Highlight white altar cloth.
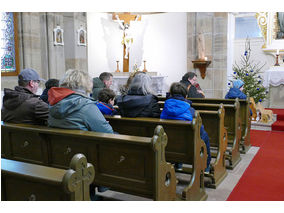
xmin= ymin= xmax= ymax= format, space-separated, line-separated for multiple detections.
xmin=263 ymin=66 xmax=284 ymax=88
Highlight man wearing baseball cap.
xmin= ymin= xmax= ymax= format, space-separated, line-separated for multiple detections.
xmin=2 ymin=68 xmax=49 ymax=125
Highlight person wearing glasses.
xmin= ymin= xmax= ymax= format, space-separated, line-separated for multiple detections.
xmin=1 ymin=68 xmax=49 ymax=125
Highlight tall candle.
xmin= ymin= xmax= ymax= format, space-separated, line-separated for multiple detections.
xmin=276 ymin=49 xmax=279 ymax=55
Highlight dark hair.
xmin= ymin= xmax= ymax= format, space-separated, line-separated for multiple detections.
xmin=99 ymin=72 xmax=113 ymax=82
xmin=18 ymin=75 xmax=30 ymax=87
xmin=169 ymin=82 xmax=188 ymax=98
xmin=45 ymin=79 xmax=59 ymax=89
xmin=182 ymin=72 xmax=197 ymax=81
xmin=98 ymin=88 xmax=116 ymax=103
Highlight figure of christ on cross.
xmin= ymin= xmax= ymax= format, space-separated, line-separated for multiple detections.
xmin=112 ymin=13 xmax=141 ymax=72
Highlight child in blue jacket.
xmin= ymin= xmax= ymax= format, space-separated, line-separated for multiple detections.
xmin=96 ymin=88 xmax=118 ymax=116
xmin=225 ymin=79 xmax=252 ymax=115
xmin=225 ymin=79 xmax=247 ymax=99
xmin=161 ymin=82 xmax=211 ymax=173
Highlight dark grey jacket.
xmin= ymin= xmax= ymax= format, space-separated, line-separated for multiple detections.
xmin=1 ymin=86 xmax=49 ymax=125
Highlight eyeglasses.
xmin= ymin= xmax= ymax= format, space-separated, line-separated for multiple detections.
xmin=33 ymin=80 xmax=40 ymax=84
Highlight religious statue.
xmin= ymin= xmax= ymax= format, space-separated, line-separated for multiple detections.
xmin=277 ymin=12 xmax=284 ymax=39
xmin=116 ymin=14 xmax=139 ymax=59
xmin=197 ymin=33 xmax=205 ymax=60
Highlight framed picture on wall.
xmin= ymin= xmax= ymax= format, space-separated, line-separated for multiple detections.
xmin=53 ymin=26 xmax=64 ymax=46
xmin=77 ymin=27 xmax=86 ymax=46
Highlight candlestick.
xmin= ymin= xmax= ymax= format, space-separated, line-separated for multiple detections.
xmin=115 ymin=61 xmax=120 ymax=72
xmin=142 ymin=60 xmax=147 ymax=72
xmin=274 ymin=54 xmax=280 ymax=66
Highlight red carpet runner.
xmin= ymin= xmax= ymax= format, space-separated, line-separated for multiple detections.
xmin=267 ymin=108 xmax=284 ymax=131
xmin=227 ymin=130 xmax=284 ymax=201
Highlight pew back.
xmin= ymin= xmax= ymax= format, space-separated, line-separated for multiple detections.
xmin=1 ymin=123 xmax=176 ymax=200
xmin=1 ymin=154 xmax=95 ymax=201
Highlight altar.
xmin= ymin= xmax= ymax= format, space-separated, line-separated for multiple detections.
xmin=110 ymin=72 xmax=167 ymax=96
xmin=263 ymin=66 xmax=284 ymax=108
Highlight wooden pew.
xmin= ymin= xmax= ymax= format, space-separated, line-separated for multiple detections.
xmin=1 ymin=153 xmax=95 ymax=201
xmin=105 ymin=112 xmax=208 ymax=200
xmin=188 ymin=97 xmax=251 ymax=154
xmin=190 ymin=102 xmax=242 ymax=169
xmin=1 ymin=123 xmax=176 ymax=201
xmin=157 ymin=102 xmax=228 ymax=187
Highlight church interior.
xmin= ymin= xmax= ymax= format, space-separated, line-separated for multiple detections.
xmin=1 ymin=6 xmax=284 ymax=208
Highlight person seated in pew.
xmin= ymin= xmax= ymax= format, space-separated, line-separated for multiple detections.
xmin=47 ymin=69 xmax=113 ymax=201
xmin=160 ymin=82 xmax=211 ymax=173
xmin=180 ymin=72 xmax=205 ymax=98
xmin=116 ymin=72 xmax=161 ymax=118
xmin=225 ymin=79 xmax=252 ymax=115
xmin=40 ymin=78 xmax=59 ymax=104
xmin=48 ymin=69 xmax=114 ymax=133
xmin=225 ymin=79 xmax=247 ymax=100
xmin=119 ymin=71 xmax=144 ymax=95
xmin=96 ymin=88 xmax=118 ymax=115
xmin=2 ymin=68 xmax=48 ymax=125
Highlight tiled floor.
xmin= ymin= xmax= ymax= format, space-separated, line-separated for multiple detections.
xmin=96 ymin=146 xmax=259 ymax=201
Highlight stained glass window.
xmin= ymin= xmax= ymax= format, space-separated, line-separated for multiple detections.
xmin=1 ymin=12 xmax=19 ymax=76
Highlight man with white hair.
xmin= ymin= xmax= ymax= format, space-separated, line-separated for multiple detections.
xmin=1 ymin=68 xmax=49 ymax=125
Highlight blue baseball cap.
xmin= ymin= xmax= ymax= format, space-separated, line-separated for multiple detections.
xmin=19 ymin=68 xmax=45 ymax=81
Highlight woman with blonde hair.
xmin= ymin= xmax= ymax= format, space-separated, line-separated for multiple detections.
xmin=48 ymin=69 xmax=113 ymax=133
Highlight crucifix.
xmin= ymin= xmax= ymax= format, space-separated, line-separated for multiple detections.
xmin=112 ymin=12 xmax=141 ymax=72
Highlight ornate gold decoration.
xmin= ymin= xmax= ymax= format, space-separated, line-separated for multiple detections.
xmin=255 ymin=12 xmax=268 ymax=48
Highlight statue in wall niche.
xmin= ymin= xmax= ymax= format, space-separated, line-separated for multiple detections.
xmin=277 ymin=12 xmax=284 ymax=39
xmin=197 ymin=33 xmax=205 ymax=60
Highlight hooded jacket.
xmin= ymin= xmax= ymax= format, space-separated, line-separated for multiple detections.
xmin=1 ymin=86 xmax=49 ymax=125
xmin=48 ymin=87 xmax=113 ymax=133
xmin=180 ymin=75 xmax=204 ymax=98
xmin=96 ymin=101 xmax=117 ymax=116
xmin=225 ymin=87 xmax=247 ymax=99
xmin=92 ymin=77 xmax=105 ymax=100
xmin=116 ymin=87 xmax=160 ymax=118
xmin=160 ymin=95 xmax=193 ymax=121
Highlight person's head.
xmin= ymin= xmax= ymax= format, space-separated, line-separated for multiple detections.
xmin=99 ymin=72 xmax=113 ymax=88
xmin=18 ymin=68 xmax=44 ymax=94
xmin=129 ymin=72 xmax=154 ymax=95
xmin=60 ymin=69 xmax=93 ymax=95
xmin=45 ymin=79 xmax=59 ymax=90
xmin=182 ymin=72 xmax=198 ymax=85
xmin=233 ymin=80 xmax=244 ymax=91
xmin=98 ymin=88 xmax=116 ymax=106
xmin=169 ymin=82 xmax=188 ymax=98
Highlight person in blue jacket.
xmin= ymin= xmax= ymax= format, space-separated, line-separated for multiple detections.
xmin=96 ymin=88 xmax=118 ymax=115
xmin=225 ymin=79 xmax=252 ymax=115
xmin=225 ymin=79 xmax=247 ymax=99
xmin=160 ymin=82 xmax=211 ymax=173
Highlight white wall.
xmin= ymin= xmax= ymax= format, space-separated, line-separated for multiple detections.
xmin=87 ymin=12 xmax=187 ymax=93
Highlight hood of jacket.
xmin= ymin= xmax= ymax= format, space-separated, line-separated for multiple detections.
xmin=163 ymin=98 xmax=191 ymax=117
xmin=93 ymin=77 xmax=105 ymax=89
xmin=48 ymin=87 xmax=93 ymax=119
xmin=3 ymin=86 xmax=37 ymax=110
xmin=225 ymin=87 xmax=247 ymax=99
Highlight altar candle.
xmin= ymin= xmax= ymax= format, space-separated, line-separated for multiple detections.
xmin=276 ymin=49 xmax=279 ymax=55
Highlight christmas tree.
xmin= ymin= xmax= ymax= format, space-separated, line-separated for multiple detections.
xmin=229 ymin=38 xmax=268 ymax=103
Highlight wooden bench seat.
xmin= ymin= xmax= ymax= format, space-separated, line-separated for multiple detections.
xmin=188 ymin=97 xmax=251 ymax=154
xmin=1 ymin=153 xmax=94 ymax=201
xmin=105 ymin=112 xmax=208 ymax=200
xmin=1 ymin=123 xmax=176 ymax=201
xmin=157 ymin=101 xmax=228 ymax=187
xmin=190 ymin=102 xmax=242 ymax=169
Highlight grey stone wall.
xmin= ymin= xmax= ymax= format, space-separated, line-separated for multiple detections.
xmin=1 ymin=12 xmax=88 ymax=91
xmin=187 ymin=12 xmax=228 ymax=98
